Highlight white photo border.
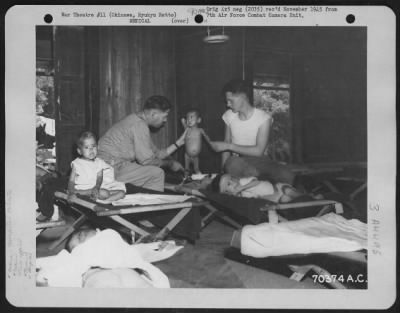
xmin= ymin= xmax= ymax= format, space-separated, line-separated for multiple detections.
xmin=5 ymin=5 xmax=397 ymax=309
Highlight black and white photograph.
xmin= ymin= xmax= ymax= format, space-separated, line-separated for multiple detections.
xmin=5 ymin=5 xmax=396 ymax=309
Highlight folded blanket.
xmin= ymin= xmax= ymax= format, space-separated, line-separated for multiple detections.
xmin=240 ymin=213 xmax=367 ymax=258
xmin=97 ymin=193 xmax=193 ymax=206
xmin=36 ymin=229 xmax=183 ymax=287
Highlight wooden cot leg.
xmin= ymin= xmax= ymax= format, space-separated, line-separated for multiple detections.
xmin=201 ymin=204 xmax=218 ymax=228
xmin=268 ymin=210 xmax=279 ymax=224
xmin=349 ymin=182 xmax=367 ymax=201
xmin=217 ymin=213 xmax=242 ymax=229
xmin=288 ymin=264 xmax=312 ymax=282
xmin=323 ymin=180 xmax=340 ymax=193
xmin=48 ymin=214 xmax=88 ymax=250
xmin=203 ymin=203 xmax=242 ymax=229
xmin=316 ymin=205 xmax=332 ymax=217
xmin=109 ymin=216 xmax=150 ymax=237
xmin=333 ymin=202 xmax=344 ymax=214
xmin=155 ymin=207 xmax=192 ymax=240
xmin=135 ymin=207 xmax=192 ymax=243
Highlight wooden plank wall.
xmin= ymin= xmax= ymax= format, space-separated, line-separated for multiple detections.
xmin=54 ymin=27 xmax=87 ymax=175
xmin=87 ymin=26 xmax=365 ymax=171
xmin=176 ymin=27 xmax=367 ymax=169
xmin=176 ymin=27 xmax=244 ymax=173
xmin=244 ymin=27 xmax=367 ymax=164
xmin=97 ymin=26 xmax=178 ymax=151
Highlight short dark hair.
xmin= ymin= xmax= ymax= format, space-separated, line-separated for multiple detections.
xmin=210 ymin=173 xmax=223 ymax=193
xmin=186 ymin=108 xmax=201 ymax=118
xmin=222 ymin=79 xmax=253 ymax=102
xmin=77 ymin=131 xmax=97 ymax=148
xmin=143 ymin=95 xmax=172 ymax=112
xmin=66 ymin=227 xmax=96 ymax=252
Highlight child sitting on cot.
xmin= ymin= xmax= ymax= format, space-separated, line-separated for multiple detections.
xmin=67 ymin=131 xmax=126 ymax=203
xmin=181 ymin=108 xmax=212 ymax=174
xmin=211 ymin=173 xmax=320 ymax=203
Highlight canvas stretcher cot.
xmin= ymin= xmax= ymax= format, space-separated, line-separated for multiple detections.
xmin=165 ymin=182 xmax=243 ymax=229
xmin=225 ymin=212 xmax=368 ymax=289
xmin=166 ymin=180 xmax=366 ymax=289
xmin=36 ymin=203 xmax=66 ymax=237
xmin=291 ymin=162 xmax=367 ymax=203
xmin=165 ymin=181 xmax=344 ymax=226
xmin=225 ymin=247 xmax=367 ymax=289
xmin=36 ymin=219 xmax=66 ymax=237
xmin=49 ymin=191 xmax=206 ymax=250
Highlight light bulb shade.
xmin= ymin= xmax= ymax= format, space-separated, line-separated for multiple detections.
xmin=203 ymin=34 xmax=230 ymax=44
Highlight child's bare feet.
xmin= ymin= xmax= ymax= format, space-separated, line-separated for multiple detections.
xmin=279 ymin=194 xmax=293 ymax=203
xmin=279 ymin=185 xmax=303 ymax=203
xmin=97 ymin=189 xmax=110 ymax=200
xmin=312 ymin=193 xmax=325 ymax=200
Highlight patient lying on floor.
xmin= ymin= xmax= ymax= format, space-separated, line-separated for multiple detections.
xmin=37 ymin=228 xmax=183 ymax=288
xmin=65 ymin=228 xmax=167 ymax=288
xmin=71 ymin=230 xmax=154 ymax=288
xmin=211 ymin=174 xmax=320 ymax=203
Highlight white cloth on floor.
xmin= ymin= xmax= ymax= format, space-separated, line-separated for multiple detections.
xmin=36 ymin=229 xmax=183 ymax=287
xmin=97 ymin=193 xmax=193 ymax=206
xmin=134 ymin=241 xmax=184 ymax=263
xmin=240 ymin=213 xmax=367 ymax=258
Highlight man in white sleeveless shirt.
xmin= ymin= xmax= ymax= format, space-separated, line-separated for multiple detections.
xmin=210 ymin=79 xmax=295 ymax=185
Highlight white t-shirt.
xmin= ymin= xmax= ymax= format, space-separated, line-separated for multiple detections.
xmin=71 ymin=157 xmax=126 ymax=191
xmin=222 ymin=108 xmax=272 ymax=146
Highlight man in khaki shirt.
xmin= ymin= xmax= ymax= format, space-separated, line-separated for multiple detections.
xmin=98 ymin=95 xmax=186 ymax=191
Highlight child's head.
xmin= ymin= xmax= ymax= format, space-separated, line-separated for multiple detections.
xmin=77 ymin=131 xmax=98 ymax=160
xmin=211 ymin=173 xmax=239 ymax=195
xmin=185 ymin=109 xmax=201 ymax=128
xmin=66 ymin=228 xmax=97 ymax=252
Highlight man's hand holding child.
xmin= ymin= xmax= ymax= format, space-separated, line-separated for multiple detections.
xmin=176 ymin=128 xmax=188 ymax=147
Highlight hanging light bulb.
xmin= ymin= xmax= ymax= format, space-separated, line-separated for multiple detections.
xmin=203 ymin=26 xmax=230 ymax=44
